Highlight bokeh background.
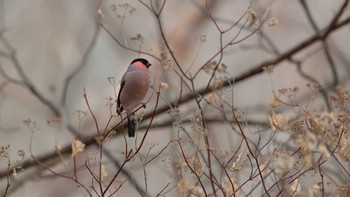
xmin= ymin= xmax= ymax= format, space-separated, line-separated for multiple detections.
xmin=0 ymin=0 xmax=349 ymax=196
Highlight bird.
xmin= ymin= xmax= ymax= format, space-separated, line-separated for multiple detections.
xmin=117 ymin=58 xmax=152 ymax=137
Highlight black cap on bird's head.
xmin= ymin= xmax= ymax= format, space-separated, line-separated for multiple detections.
xmin=131 ymin=58 xmax=152 ymax=68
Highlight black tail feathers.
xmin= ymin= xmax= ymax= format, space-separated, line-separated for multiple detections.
xmin=127 ymin=115 xmax=135 ymax=137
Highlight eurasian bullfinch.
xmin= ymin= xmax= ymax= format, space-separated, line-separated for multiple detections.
xmin=117 ymin=58 xmax=151 ymax=137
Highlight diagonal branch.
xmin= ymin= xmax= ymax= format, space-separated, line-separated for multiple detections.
xmin=150 ymin=16 xmax=350 ymax=120
xmin=1 ymin=36 xmax=60 ymax=116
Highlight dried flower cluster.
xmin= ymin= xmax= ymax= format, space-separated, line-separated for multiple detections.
xmin=71 ymin=139 xmax=85 ymax=157
xmin=0 ymin=144 xmax=25 ymax=178
xmin=105 ymin=96 xmax=114 ymax=109
xmin=263 ymin=64 xmax=274 ymax=74
xmin=130 ymin=33 xmax=144 ymax=42
xmin=231 ymin=152 xmax=247 ymax=171
xmin=263 ymin=84 xmax=350 ymax=195
xmin=202 ymin=61 xmax=227 ymax=75
xmin=168 ymin=108 xmax=183 ymax=129
xmin=269 ymin=111 xmax=290 ymax=132
xmin=23 ymin=119 xmax=39 ymax=132
xmin=73 ymin=110 xmax=88 ymax=121
xmin=268 ymin=16 xmax=279 ymax=27
xmin=178 ymin=179 xmax=204 ymax=197
xmin=247 ymin=8 xmax=257 ymax=28
xmin=111 ymin=3 xmax=136 ymax=20
xmin=47 ymin=117 xmax=62 ymax=128
xmin=0 ymin=145 xmax=10 ymax=159
xmin=196 ymin=35 xmax=207 ymax=44
xmin=190 ymin=110 xmax=207 ymax=136
xmin=159 ymin=81 xmax=169 ymax=91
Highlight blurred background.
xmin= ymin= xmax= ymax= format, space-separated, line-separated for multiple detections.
xmin=0 ymin=0 xmax=349 ymax=196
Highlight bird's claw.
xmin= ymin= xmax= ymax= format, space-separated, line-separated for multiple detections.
xmin=117 ymin=108 xmax=122 ymax=116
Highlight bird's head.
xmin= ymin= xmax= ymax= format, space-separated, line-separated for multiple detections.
xmin=131 ymin=58 xmax=152 ymax=69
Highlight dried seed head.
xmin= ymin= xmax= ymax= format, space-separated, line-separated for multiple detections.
xmin=71 ymin=139 xmax=85 ymax=157
xmin=268 ymin=16 xmax=279 ymax=27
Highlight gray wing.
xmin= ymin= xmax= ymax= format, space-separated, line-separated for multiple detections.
xmin=117 ymin=80 xmax=125 ymax=112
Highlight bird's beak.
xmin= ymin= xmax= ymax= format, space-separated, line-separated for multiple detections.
xmin=147 ymin=62 xmax=152 ymax=68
